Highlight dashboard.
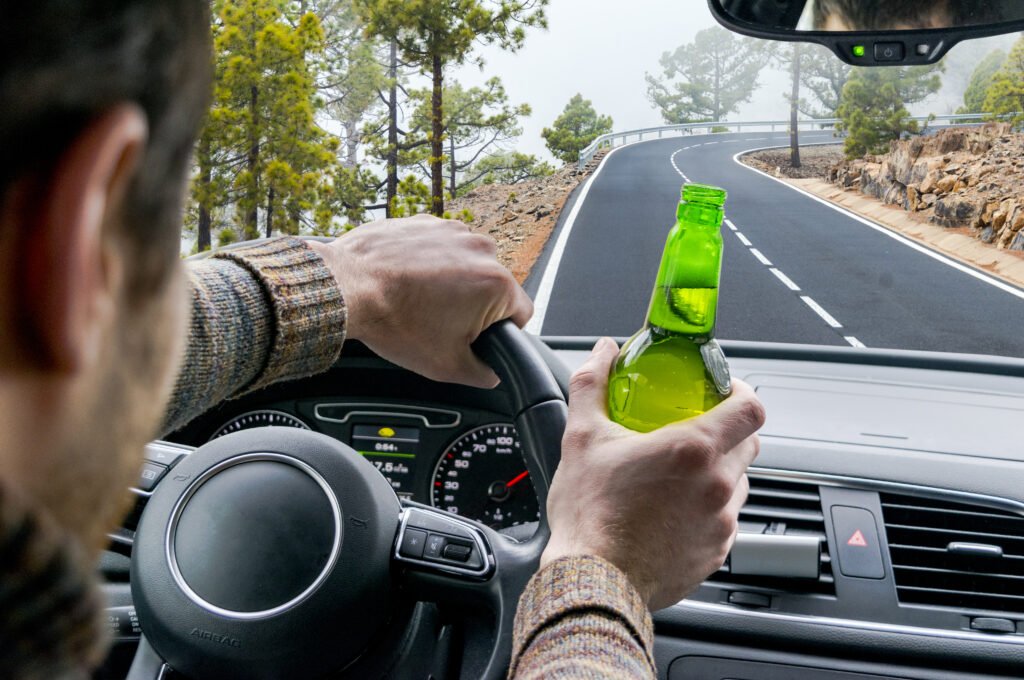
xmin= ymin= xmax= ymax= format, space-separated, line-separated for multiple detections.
xmin=167 ymin=355 xmax=540 ymax=532
xmin=100 ymin=338 xmax=1024 ymax=680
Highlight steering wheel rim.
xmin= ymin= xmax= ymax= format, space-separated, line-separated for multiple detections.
xmin=127 ymin=319 xmax=566 ymax=680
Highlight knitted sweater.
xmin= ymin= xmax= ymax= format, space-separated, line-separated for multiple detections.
xmin=0 ymin=238 xmax=655 ymax=679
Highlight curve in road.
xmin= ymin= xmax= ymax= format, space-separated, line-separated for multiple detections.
xmin=528 ymin=131 xmax=1024 ymax=359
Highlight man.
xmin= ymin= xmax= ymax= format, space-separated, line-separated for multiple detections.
xmin=0 ymin=3 xmax=764 ymax=678
xmin=810 ymin=0 xmax=1004 ymax=31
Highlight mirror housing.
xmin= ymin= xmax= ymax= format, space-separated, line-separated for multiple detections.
xmin=708 ymin=0 xmax=1024 ymax=65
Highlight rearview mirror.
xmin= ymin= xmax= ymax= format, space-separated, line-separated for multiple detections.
xmin=708 ymin=0 xmax=1024 ymax=65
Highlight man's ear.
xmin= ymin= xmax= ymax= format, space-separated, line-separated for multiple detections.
xmin=15 ymin=104 xmax=148 ymax=373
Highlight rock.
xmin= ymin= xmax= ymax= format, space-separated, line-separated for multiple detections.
xmin=535 ymin=204 xmax=554 ymax=218
xmin=953 ymin=179 xmax=967 ymax=192
xmin=992 ymin=210 xmax=1007 ymax=231
xmin=907 ymin=185 xmax=921 ymax=211
xmin=935 ymin=176 xmax=957 ymax=194
xmin=1011 ymin=211 xmax=1024 ymax=232
xmin=1010 ymin=231 xmax=1024 ymax=251
xmin=980 ymin=226 xmax=997 ymax=243
xmin=922 ymin=193 xmax=937 ymax=206
xmin=919 ymin=170 xmax=940 ymax=194
xmin=932 ymin=196 xmax=983 ymax=228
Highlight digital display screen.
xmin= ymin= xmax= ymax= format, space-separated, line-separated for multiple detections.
xmin=351 ymin=424 xmax=420 ymax=500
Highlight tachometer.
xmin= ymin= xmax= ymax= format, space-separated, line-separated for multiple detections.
xmin=431 ymin=424 xmax=539 ymax=530
xmin=210 ymin=410 xmax=309 ymax=441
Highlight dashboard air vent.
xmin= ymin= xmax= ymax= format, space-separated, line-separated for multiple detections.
xmin=710 ymin=477 xmax=834 ymax=596
xmin=881 ymin=493 xmax=1024 ymax=615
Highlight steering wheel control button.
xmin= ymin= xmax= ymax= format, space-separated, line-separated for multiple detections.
xmin=727 ymin=591 xmax=771 ymax=609
xmin=874 ymin=42 xmax=905 ymax=62
xmin=424 ymin=533 xmax=446 ymax=559
xmin=400 ymin=528 xmax=427 ymax=558
xmin=442 ymin=543 xmax=472 ymax=562
xmin=143 ymin=441 xmax=189 ymax=468
xmin=171 ymin=459 xmax=339 ymax=614
xmin=831 ymin=506 xmax=885 ymax=579
xmin=136 ymin=462 xmax=168 ymax=492
xmin=970 ymin=617 xmax=1017 ymax=634
xmin=395 ymin=508 xmax=493 ymax=577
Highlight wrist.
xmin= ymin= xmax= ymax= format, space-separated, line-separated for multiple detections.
xmin=307 ymin=239 xmax=365 ymax=341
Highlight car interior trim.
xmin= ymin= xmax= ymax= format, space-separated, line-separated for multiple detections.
xmin=314 ymin=402 xmax=462 ymax=428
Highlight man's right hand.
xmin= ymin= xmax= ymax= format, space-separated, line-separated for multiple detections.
xmin=309 ymin=215 xmax=533 ymax=389
xmin=542 ymin=337 xmax=766 ymax=611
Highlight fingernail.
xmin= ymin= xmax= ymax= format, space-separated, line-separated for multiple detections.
xmin=595 ymin=337 xmax=614 ymax=352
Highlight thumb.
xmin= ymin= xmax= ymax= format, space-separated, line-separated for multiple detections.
xmin=567 ymin=337 xmax=620 ymax=421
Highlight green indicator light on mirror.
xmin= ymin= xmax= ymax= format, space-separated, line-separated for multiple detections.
xmin=852 ymin=45 xmax=866 ymax=57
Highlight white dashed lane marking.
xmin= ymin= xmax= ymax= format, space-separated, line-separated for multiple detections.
xmin=669 ymin=142 xmax=865 ymax=349
xmin=770 ymin=268 xmax=801 ymax=291
xmin=801 ymin=296 xmax=843 ymax=328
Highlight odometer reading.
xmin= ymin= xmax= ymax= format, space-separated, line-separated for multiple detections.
xmin=431 ymin=424 xmax=539 ymax=530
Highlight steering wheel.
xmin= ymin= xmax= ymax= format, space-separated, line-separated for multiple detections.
xmin=126 ymin=320 xmax=566 ymax=679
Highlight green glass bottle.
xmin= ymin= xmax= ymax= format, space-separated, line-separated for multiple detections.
xmin=608 ymin=183 xmax=732 ymax=432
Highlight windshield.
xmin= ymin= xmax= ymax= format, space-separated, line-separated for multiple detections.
xmin=183 ymin=1 xmax=1024 ymax=359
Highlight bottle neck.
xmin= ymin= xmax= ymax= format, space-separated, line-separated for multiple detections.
xmin=645 ymin=207 xmax=724 ymax=339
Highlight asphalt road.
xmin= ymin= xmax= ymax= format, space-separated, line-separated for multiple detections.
xmin=527 ymin=131 xmax=1024 ymax=357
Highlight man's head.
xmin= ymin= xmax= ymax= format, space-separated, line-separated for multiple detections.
xmin=0 ymin=2 xmax=211 ymax=554
xmin=813 ymin=0 xmax=1002 ymax=31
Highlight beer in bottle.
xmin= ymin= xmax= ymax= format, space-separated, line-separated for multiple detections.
xmin=608 ymin=183 xmax=732 ymax=432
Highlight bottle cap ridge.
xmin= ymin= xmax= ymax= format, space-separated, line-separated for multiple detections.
xmin=681 ymin=183 xmax=727 ymax=208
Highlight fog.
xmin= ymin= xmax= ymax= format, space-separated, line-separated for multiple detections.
xmin=453 ymin=0 xmax=1017 ymax=161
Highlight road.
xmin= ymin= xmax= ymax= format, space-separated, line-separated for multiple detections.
xmin=526 ymin=131 xmax=1024 ymax=358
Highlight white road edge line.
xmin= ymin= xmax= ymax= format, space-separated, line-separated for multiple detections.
xmin=750 ymin=248 xmax=773 ymax=266
xmin=526 ymin=143 xmax=629 ymax=334
xmin=844 ymin=336 xmax=867 ymax=348
xmin=770 ymin=268 xmax=801 ymax=291
xmin=801 ymin=296 xmax=843 ymax=328
xmin=735 ymin=232 xmax=752 ymax=246
xmin=724 ymin=218 xmax=738 ymax=231
xmin=732 ymin=146 xmax=1024 ymax=303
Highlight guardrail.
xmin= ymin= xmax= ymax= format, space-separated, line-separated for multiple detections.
xmin=577 ymin=113 xmax=992 ymax=169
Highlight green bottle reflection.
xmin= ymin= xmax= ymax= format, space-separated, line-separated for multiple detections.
xmin=608 ymin=183 xmax=733 ymax=432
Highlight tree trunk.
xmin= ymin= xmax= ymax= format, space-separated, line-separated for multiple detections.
xmin=265 ymin=186 xmax=275 ymax=239
xmin=790 ymin=43 xmax=802 ymax=168
xmin=343 ymin=119 xmax=359 ymax=169
xmin=385 ymin=39 xmax=399 ymax=217
xmin=449 ymin=135 xmax=457 ymax=198
xmin=196 ymin=134 xmax=212 ymax=253
xmin=246 ymin=84 xmax=261 ymax=240
xmin=430 ymin=52 xmax=445 ymax=217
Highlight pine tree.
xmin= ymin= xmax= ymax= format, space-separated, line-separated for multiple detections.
xmin=353 ymin=0 xmax=548 ymax=216
xmin=959 ymin=49 xmax=1005 ymax=114
xmin=645 ymin=26 xmax=766 ymax=124
xmin=983 ymin=38 xmax=1024 ymax=125
xmin=542 ymin=94 xmax=613 ymax=164
xmin=837 ymin=66 xmax=942 ymax=158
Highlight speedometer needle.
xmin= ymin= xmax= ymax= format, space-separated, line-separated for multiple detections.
xmin=506 ymin=471 xmax=529 ymax=488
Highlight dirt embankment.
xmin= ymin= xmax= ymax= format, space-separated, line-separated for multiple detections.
xmin=740 ymin=125 xmax=1024 ymax=287
xmin=451 ymin=154 xmax=603 ymax=284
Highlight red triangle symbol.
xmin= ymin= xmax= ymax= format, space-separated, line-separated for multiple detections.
xmin=847 ymin=530 xmax=868 ymax=547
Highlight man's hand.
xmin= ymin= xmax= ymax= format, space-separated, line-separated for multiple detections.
xmin=542 ymin=338 xmax=765 ymax=611
xmin=309 ymin=215 xmax=533 ymax=388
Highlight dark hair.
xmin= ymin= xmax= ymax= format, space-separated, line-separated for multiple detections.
xmin=0 ymin=2 xmax=212 ymax=294
xmin=813 ymin=0 xmax=1005 ymax=30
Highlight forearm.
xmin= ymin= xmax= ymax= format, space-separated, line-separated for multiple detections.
xmin=161 ymin=238 xmax=346 ymax=435
xmin=509 ymin=555 xmax=656 ymax=680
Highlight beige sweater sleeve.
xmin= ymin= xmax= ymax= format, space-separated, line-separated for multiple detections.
xmin=510 ymin=555 xmax=657 ymax=679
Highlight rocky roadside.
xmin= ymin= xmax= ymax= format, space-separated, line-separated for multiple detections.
xmin=449 ymin=153 xmax=603 ymax=284
xmin=828 ymin=123 xmax=1024 ymax=253
xmin=743 ymin=144 xmax=846 ymax=180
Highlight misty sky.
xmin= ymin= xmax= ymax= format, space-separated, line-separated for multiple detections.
xmin=451 ymin=0 xmax=1016 ymax=162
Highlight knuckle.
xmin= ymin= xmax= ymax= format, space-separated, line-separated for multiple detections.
xmin=674 ymin=430 xmax=718 ymax=468
xmin=742 ymin=396 xmax=767 ymax=431
xmin=569 ymin=367 xmax=600 ymax=396
xmin=561 ymin=423 xmax=592 ymax=454
xmin=469 ymin=232 xmax=498 ymax=253
xmin=704 ymin=472 xmax=736 ymax=508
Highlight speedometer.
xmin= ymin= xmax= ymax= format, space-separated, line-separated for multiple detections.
xmin=431 ymin=424 xmax=539 ymax=530
xmin=210 ymin=410 xmax=309 ymax=441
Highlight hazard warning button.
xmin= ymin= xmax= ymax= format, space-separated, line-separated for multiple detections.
xmin=832 ymin=506 xmax=885 ymax=579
